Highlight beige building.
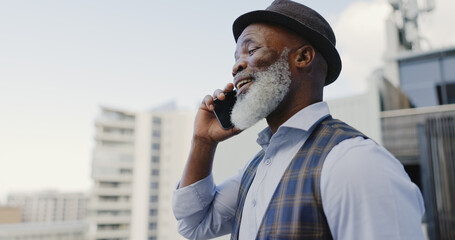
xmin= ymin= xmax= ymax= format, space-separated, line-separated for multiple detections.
xmin=0 ymin=206 xmax=21 ymax=224
xmin=88 ymin=104 xmax=194 ymax=240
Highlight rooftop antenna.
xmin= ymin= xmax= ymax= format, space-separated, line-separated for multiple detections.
xmin=383 ymin=0 xmax=435 ymax=87
xmin=387 ymin=0 xmax=435 ymax=51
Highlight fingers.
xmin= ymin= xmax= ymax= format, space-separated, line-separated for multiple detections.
xmin=203 ymin=95 xmax=215 ymax=111
xmin=213 ymin=89 xmax=225 ymax=100
xmin=202 ymin=83 xmax=236 ymax=111
xmin=213 ymin=83 xmax=235 ymax=100
xmin=224 ymin=83 xmax=234 ymax=92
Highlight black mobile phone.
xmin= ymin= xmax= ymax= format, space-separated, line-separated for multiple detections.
xmin=213 ymin=90 xmax=237 ymax=130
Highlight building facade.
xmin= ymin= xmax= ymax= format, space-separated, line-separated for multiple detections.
xmin=7 ymin=191 xmax=88 ymax=223
xmin=396 ymin=47 xmax=455 ymax=107
xmin=88 ymin=105 xmax=194 ymax=240
xmin=0 ymin=221 xmax=88 ymax=240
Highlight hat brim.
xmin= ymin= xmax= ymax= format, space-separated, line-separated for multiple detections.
xmin=233 ymin=10 xmax=341 ymax=86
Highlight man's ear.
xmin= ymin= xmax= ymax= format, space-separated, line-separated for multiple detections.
xmin=294 ymin=45 xmax=315 ymax=69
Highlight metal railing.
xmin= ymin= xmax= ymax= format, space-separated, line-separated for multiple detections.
xmin=419 ymin=116 xmax=455 ymax=240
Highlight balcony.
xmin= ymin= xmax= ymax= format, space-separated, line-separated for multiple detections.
xmin=89 ymin=202 xmax=131 ymax=211
xmin=92 ymin=175 xmax=133 ymax=183
xmin=93 ymin=146 xmax=134 ymax=156
xmin=95 ymin=132 xmax=135 ymax=143
xmin=94 ymin=187 xmax=131 ymax=197
xmin=94 ymin=215 xmax=131 ymax=224
xmin=381 ymin=104 xmax=455 ymax=164
xmin=95 ymin=229 xmax=129 ymax=239
xmin=95 ymin=117 xmax=135 ymax=129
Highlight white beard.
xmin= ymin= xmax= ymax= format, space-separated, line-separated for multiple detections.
xmin=231 ymin=50 xmax=292 ymax=130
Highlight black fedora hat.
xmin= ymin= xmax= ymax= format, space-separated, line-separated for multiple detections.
xmin=233 ymin=0 xmax=342 ymax=86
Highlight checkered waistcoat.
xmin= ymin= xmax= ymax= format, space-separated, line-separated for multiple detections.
xmin=231 ymin=116 xmax=367 ymax=240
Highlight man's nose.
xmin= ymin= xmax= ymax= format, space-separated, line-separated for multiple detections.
xmin=232 ymin=58 xmax=247 ymax=77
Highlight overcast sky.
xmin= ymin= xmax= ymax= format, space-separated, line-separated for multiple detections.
xmin=1 ymin=0 xmax=454 ymax=201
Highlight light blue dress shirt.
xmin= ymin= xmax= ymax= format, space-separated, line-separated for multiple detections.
xmin=172 ymin=102 xmax=425 ymax=240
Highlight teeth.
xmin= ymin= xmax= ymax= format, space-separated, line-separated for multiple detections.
xmin=236 ymin=79 xmax=252 ymax=89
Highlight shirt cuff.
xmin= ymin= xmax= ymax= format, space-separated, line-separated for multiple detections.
xmin=172 ymin=174 xmax=216 ymax=219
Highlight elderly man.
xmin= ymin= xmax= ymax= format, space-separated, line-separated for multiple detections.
xmin=172 ymin=0 xmax=425 ymax=239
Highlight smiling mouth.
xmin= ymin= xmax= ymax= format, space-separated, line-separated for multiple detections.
xmin=236 ymin=79 xmax=253 ymax=90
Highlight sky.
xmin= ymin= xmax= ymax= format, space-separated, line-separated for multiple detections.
xmin=1 ymin=0 xmax=454 ymax=202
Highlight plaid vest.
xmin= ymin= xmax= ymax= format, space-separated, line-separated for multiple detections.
xmin=231 ymin=116 xmax=367 ymax=240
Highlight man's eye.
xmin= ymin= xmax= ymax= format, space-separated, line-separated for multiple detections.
xmin=248 ymin=48 xmax=258 ymax=56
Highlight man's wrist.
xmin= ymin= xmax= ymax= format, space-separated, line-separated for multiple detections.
xmin=192 ymin=135 xmax=218 ymax=150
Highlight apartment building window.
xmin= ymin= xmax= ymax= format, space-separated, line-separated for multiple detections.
xmin=99 ymin=196 xmax=118 ymax=202
xmin=151 ymin=156 xmax=160 ymax=163
xmin=97 ymin=210 xmax=130 ymax=216
xmin=99 ymin=182 xmax=119 ymax=188
xmin=99 ymin=181 xmax=131 ymax=189
xmin=151 ymin=169 xmax=159 ymax=176
xmin=152 ymin=117 xmax=161 ymax=125
xmin=150 ymin=195 xmax=158 ymax=203
xmin=437 ymin=82 xmax=455 ymax=104
xmin=152 ymin=129 xmax=161 ymax=137
xmin=149 ymin=209 xmax=158 ymax=216
xmin=120 ymin=168 xmax=133 ymax=175
xmin=97 ymin=224 xmax=120 ymax=230
xmin=149 ymin=222 xmax=157 ymax=230
xmin=152 ymin=143 xmax=160 ymax=150
xmin=150 ymin=182 xmax=159 ymax=189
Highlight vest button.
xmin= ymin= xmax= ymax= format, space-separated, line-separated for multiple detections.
xmin=264 ymin=158 xmax=272 ymax=165
xmin=252 ymin=199 xmax=256 ymax=206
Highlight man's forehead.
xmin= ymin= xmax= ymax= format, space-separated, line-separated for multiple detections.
xmin=237 ymin=23 xmax=301 ymax=46
xmin=234 ymin=23 xmax=302 ymax=58
xmin=234 ymin=29 xmax=259 ymax=59
xmin=236 ymin=35 xmax=256 ymax=49
xmin=238 ymin=23 xmax=274 ymax=39
xmin=234 ymin=24 xmax=274 ymax=52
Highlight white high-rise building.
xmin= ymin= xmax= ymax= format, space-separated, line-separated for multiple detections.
xmin=88 ymin=104 xmax=194 ymax=240
xmin=7 ymin=191 xmax=88 ymax=223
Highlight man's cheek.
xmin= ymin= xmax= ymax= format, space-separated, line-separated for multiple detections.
xmin=253 ymin=51 xmax=279 ymax=69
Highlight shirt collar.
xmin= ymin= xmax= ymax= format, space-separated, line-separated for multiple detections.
xmin=256 ymin=101 xmax=330 ymax=148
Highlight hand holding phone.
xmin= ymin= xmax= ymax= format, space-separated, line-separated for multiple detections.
xmin=213 ymin=90 xmax=237 ymax=130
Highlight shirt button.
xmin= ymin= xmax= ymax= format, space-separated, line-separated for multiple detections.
xmin=264 ymin=158 xmax=272 ymax=165
xmin=252 ymin=199 xmax=256 ymax=207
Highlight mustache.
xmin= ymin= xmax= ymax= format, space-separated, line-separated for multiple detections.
xmin=233 ymin=71 xmax=256 ymax=83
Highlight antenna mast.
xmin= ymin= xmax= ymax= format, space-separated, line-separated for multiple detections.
xmin=387 ymin=0 xmax=435 ymax=51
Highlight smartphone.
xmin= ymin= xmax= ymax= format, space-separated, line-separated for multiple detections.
xmin=213 ymin=90 xmax=237 ymax=130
